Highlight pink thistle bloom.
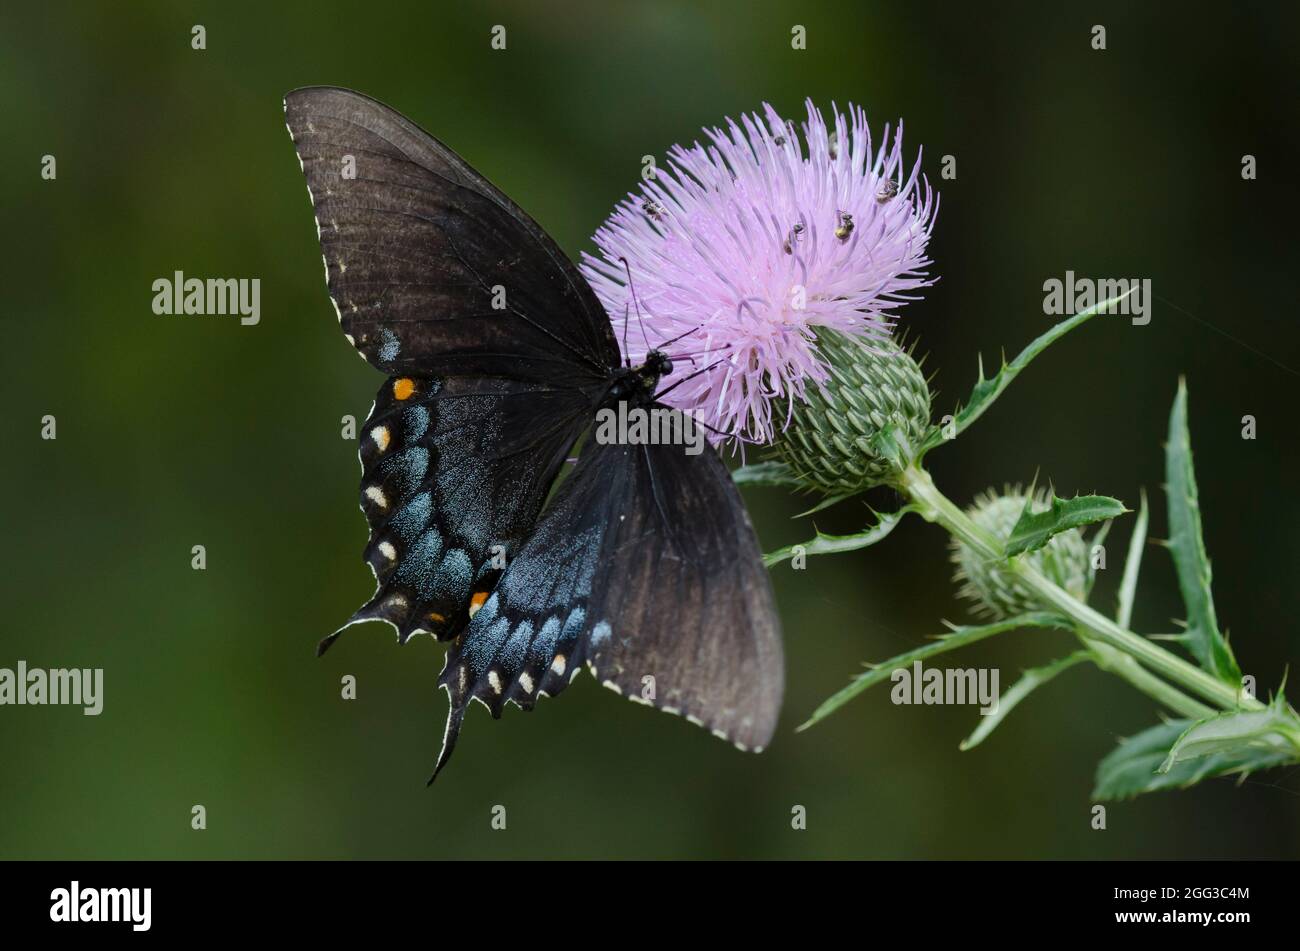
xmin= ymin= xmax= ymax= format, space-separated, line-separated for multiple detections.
xmin=581 ymin=99 xmax=937 ymax=445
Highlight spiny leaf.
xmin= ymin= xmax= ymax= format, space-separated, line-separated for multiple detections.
xmin=1164 ymin=380 xmax=1241 ymax=685
xmin=1159 ymin=698 xmax=1300 ymax=772
xmin=920 ymin=290 xmax=1135 ymax=454
xmin=960 ymin=651 xmax=1089 ymax=751
xmin=1093 ymin=718 xmax=1296 ymax=800
xmin=731 ymin=460 xmax=801 ymax=488
xmin=797 ymin=613 xmax=1069 ymax=731
xmin=764 ymin=506 xmax=915 ymax=568
xmin=1004 ymin=493 xmax=1128 ymax=557
xmin=795 ymin=490 xmax=864 ymax=518
xmin=1116 ymin=489 xmax=1149 ymax=629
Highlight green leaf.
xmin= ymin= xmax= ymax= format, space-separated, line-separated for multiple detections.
xmin=1164 ymin=380 xmax=1242 ymax=684
xmin=1159 ymin=700 xmax=1300 ymax=772
xmin=1094 ymin=718 xmax=1297 ymax=800
xmin=764 ymin=506 xmax=915 ymax=568
xmin=731 ymin=460 xmax=801 ymax=488
xmin=920 ymin=290 xmax=1135 ymax=454
xmin=1115 ymin=489 xmax=1148 ymax=629
xmin=795 ymin=490 xmax=864 ymax=517
xmin=797 ymin=613 xmax=1068 ymax=731
xmin=960 ymin=651 xmax=1089 ymax=751
xmin=1004 ymin=493 xmax=1128 ymax=557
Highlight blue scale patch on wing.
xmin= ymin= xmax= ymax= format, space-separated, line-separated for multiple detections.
xmin=317 ymin=374 xmax=593 ymax=655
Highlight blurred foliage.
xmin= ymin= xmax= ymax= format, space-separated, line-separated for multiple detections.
xmin=0 ymin=1 xmax=1297 ymax=858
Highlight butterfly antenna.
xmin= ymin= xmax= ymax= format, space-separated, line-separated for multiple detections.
xmin=656 ymin=323 xmax=704 ymax=350
xmin=653 ymin=355 xmax=731 ymax=402
xmin=620 ymin=257 xmax=654 ymax=356
xmin=666 ymin=341 xmax=732 ymax=361
xmin=663 ymin=340 xmax=737 ymax=368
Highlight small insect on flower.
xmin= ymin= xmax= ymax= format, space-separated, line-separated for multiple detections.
xmin=782 ymin=221 xmax=806 ymax=255
xmin=834 ymin=211 xmax=854 ymax=241
xmin=581 ymin=99 xmax=937 ymax=444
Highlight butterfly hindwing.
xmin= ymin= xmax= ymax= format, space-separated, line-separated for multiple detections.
xmin=320 ymin=374 xmax=596 ymax=653
xmin=431 ymin=422 xmax=784 ymax=779
xmin=284 ymin=86 xmax=620 ymax=383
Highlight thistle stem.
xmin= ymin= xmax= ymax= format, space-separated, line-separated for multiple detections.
xmin=1080 ymin=635 xmax=1215 ymax=720
xmin=897 ymin=466 xmax=1259 ymax=716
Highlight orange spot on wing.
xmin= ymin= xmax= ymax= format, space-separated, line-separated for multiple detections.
xmin=427 ymin=612 xmax=446 ymax=623
xmin=468 ymin=591 xmax=489 ymax=617
xmin=393 ymin=378 xmax=416 ymax=400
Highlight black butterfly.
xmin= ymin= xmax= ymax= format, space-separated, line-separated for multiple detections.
xmin=284 ymin=87 xmax=783 ymax=781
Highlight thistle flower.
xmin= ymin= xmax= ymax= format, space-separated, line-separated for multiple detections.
xmin=581 ymin=100 xmax=937 ymax=444
xmin=952 ymin=488 xmax=1090 ymax=618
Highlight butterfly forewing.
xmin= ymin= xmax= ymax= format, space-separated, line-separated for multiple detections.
xmin=284 ymin=86 xmax=620 ymax=382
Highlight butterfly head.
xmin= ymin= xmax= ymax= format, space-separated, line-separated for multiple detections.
xmin=605 ymin=349 xmax=674 ymax=406
xmin=641 ymin=349 xmax=673 ymax=382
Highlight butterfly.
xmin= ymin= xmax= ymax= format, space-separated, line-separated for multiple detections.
xmin=284 ymin=87 xmax=783 ymax=781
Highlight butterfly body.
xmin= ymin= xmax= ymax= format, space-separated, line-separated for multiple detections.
xmin=285 ymin=87 xmax=783 ymax=780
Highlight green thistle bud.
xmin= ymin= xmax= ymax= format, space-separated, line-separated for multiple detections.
xmin=952 ymin=488 xmax=1089 ymax=618
xmin=773 ymin=331 xmax=932 ymax=494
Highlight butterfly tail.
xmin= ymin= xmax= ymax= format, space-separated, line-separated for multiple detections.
xmin=316 ymin=630 xmax=344 ymax=658
xmin=427 ymin=702 xmax=466 ymax=786
xmin=315 ymin=600 xmax=394 ymax=657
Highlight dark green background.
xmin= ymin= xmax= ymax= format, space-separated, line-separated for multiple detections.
xmin=2 ymin=1 xmax=1297 ymax=859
